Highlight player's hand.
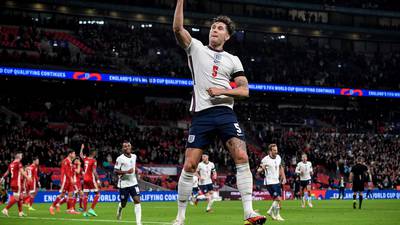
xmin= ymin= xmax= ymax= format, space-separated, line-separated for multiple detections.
xmin=281 ymin=178 xmax=287 ymax=185
xmin=38 ymin=182 xmax=41 ymax=188
xmin=0 ymin=178 xmax=3 ymax=184
xmin=207 ymin=87 xmax=225 ymax=97
xmin=126 ymin=168 xmax=134 ymax=174
xmin=81 ymin=144 xmax=85 ymax=151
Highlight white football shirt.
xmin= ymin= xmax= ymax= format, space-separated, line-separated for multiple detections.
xmin=193 ymin=176 xmax=199 ymax=188
xmin=261 ymin=155 xmax=282 ymax=185
xmin=197 ymin=161 xmax=216 ymax=185
xmin=114 ymin=153 xmax=138 ymax=188
xmin=295 ymin=161 xmax=313 ymax=181
xmin=185 ymin=38 xmax=245 ymax=112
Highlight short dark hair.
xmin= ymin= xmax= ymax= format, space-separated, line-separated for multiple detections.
xmin=212 ymin=15 xmax=235 ymax=36
xmin=89 ymin=149 xmax=97 ymax=156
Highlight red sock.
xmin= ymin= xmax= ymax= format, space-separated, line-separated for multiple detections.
xmin=91 ymin=193 xmax=100 ymax=209
xmin=24 ymin=195 xmax=30 ymax=204
xmin=52 ymin=196 xmax=61 ymax=207
xmin=67 ymin=197 xmax=75 ymax=210
xmin=73 ymin=197 xmax=77 ymax=210
xmin=6 ymin=196 xmax=16 ymax=209
xmin=17 ymin=199 xmax=23 ymax=213
xmin=79 ymin=196 xmax=83 ymax=209
xmin=30 ymin=196 xmax=35 ymax=206
xmin=59 ymin=197 xmax=67 ymax=205
xmin=83 ymin=195 xmax=88 ymax=211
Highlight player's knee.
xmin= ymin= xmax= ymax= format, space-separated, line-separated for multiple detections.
xmin=233 ymin=151 xmax=248 ymax=164
xmin=121 ymin=200 xmax=128 ymax=208
xmin=133 ymin=198 xmax=140 ymax=204
xmin=183 ymin=161 xmax=197 ymax=173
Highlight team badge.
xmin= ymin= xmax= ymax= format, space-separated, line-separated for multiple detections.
xmin=214 ymin=53 xmax=222 ymax=64
xmin=188 ymin=135 xmax=196 ymax=143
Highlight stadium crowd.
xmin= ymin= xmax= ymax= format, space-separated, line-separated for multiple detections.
xmin=1 ymin=91 xmax=399 ymax=191
xmin=1 ymin=13 xmax=400 ymax=90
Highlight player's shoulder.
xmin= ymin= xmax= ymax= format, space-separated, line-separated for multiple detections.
xmin=261 ymin=155 xmax=269 ymax=162
xmin=116 ymin=154 xmax=124 ymax=161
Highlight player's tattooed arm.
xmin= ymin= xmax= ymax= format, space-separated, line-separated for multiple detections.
xmin=207 ymin=76 xmax=249 ymax=99
xmin=173 ymin=0 xmax=192 ymax=49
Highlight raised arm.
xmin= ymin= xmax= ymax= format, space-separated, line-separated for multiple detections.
xmin=173 ymin=0 xmax=192 ymax=49
xmin=79 ymin=144 xmax=85 ymax=159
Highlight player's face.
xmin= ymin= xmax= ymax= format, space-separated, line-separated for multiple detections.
xmin=123 ymin=143 xmax=132 ymax=154
xmin=34 ymin=159 xmax=39 ymax=165
xmin=302 ymin=154 xmax=307 ymax=162
xmin=74 ymin=159 xmax=81 ymax=165
xmin=16 ymin=153 xmax=23 ymax=160
xmin=202 ymin=155 xmax=209 ymax=163
xmin=69 ymin=151 xmax=76 ymax=159
xmin=270 ymin=146 xmax=278 ymax=157
xmin=209 ymin=22 xmax=230 ymax=47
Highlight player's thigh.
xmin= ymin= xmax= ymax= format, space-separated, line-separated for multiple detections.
xmin=186 ymin=111 xmax=217 ymax=150
xmin=119 ymin=188 xmax=130 ymax=204
xmin=129 ymin=185 xmax=141 ymax=202
xmin=199 ymin=184 xmax=212 ymax=195
xmin=267 ymin=184 xmax=282 ymax=199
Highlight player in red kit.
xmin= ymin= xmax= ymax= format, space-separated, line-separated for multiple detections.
xmin=1 ymin=153 xmax=31 ymax=217
xmin=49 ymin=149 xmax=80 ymax=215
xmin=72 ymin=157 xmax=84 ymax=212
xmin=80 ymin=145 xmax=101 ymax=217
xmin=24 ymin=157 xmax=40 ymax=211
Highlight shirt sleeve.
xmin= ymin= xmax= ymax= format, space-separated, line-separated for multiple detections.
xmin=211 ymin=163 xmax=216 ymax=173
xmin=185 ymin=38 xmax=203 ymax=55
xmin=114 ymin=157 xmax=121 ymax=170
xmin=295 ymin=163 xmax=301 ymax=174
xmin=231 ymin=56 xmax=245 ymax=77
xmin=261 ymin=157 xmax=267 ymax=166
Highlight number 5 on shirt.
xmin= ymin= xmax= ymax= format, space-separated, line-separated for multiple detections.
xmin=212 ymin=65 xmax=219 ymax=78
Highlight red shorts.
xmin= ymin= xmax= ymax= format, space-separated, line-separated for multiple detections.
xmin=83 ymin=179 xmax=99 ymax=192
xmin=27 ymin=181 xmax=37 ymax=194
xmin=60 ymin=179 xmax=74 ymax=193
xmin=11 ymin=185 xmax=22 ymax=195
xmin=74 ymin=181 xmax=82 ymax=193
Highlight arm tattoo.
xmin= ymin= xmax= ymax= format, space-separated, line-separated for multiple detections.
xmin=235 ymin=77 xmax=248 ymax=88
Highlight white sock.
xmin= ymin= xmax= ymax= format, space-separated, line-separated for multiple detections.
xmin=117 ymin=203 xmax=123 ymax=216
xmin=276 ymin=201 xmax=281 ymax=216
xmin=236 ymin=163 xmax=254 ymax=218
xmin=304 ymin=192 xmax=308 ymax=201
xmin=134 ymin=203 xmax=141 ymax=224
xmin=307 ymin=193 xmax=312 ymax=204
xmin=206 ymin=194 xmax=214 ymax=210
xmin=271 ymin=201 xmax=278 ymax=216
xmin=177 ymin=170 xmax=194 ymax=221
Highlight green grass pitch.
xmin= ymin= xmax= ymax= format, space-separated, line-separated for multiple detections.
xmin=2 ymin=200 xmax=400 ymax=225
